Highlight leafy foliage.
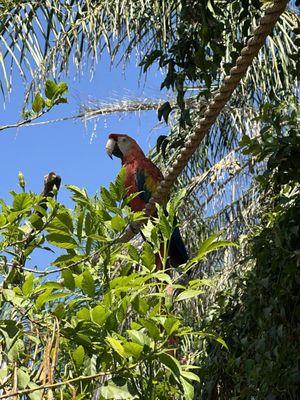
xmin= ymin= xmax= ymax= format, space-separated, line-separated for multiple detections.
xmin=195 ymin=96 xmax=300 ymax=399
xmin=24 ymin=80 xmax=68 ymax=118
xmin=0 ymin=170 xmax=232 ymax=399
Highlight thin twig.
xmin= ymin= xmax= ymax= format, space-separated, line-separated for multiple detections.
xmin=8 ymin=229 xmax=126 ymax=276
xmin=0 ymin=365 xmax=138 ymax=399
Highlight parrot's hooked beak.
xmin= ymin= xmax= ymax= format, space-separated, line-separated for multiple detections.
xmin=105 ymin=138 xmax=123 ymax=159
xmin=105 ymin=138 xmax=114 ymax=159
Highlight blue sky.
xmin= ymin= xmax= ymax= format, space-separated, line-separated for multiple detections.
xmin=0 ymin=54 xmax=167 ymax=208
xmin=0 ymin=54 xmax=170 ymax=270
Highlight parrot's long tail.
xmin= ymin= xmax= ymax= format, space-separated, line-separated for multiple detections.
xmin=141 ymin=219 xmax=188 ymax=269
xmin=152 ymin=226 xmax=188 ymax=270
xmin=168 ymin=226 xmax=189 ymax=267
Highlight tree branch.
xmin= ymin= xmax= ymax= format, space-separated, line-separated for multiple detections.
xmin=0 ymin=364 xmax=138 ymax=399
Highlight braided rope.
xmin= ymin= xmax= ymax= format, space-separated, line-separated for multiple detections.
xmin=118 ymin=0 xmax=288 ymax=243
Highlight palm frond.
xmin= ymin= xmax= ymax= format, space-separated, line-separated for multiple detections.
xmin=0 ymin=1 xmax=298 ymax=104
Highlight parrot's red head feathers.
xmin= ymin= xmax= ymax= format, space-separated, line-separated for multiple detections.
xmin=106 ymin=134 xmax=145 ymax=162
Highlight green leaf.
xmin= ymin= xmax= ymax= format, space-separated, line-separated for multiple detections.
xmin=106 ymin=337 xmax=125 ymax=358
xmin=3 ymin=289 xmax=15 ymax=302
xmin=180 ymin=370 xmax=200 ymax=383
xmin=35 ymin=289 xmax=68 ymax=310
xmin=45 ymin=80 xmax=58 ymax=99
xmin=34 ymin=282 xmax=62 ymax=293
xmin=74 ymin=274 xmax=83 ymax=289
xmin=28 ymin=382 xmax=42 ymax=400
xmin=0 ymin=320 xmax=19 ymax=338
xmin=138 ymin=318 xmax=160 ymax=340
xmin=77 ymin=307 xmax=91 ymax=321
xmin=192 ymin=231 xmax=238 ymax=262
xmin=123 ymin=341 xmax=143 ymax=358
xmin=175 ymin=289 xmax=203 ymax=302
xmin=46 ymin=233 xmax=77 ymax=249
xmin=55 ymin=82 xmax=68 ymax=96
xmin=0 ymin=365 xmax=8 ymax=381
xmin=100 ymin=187 xmax=116 ymax=207
xmin=76 ymin=333 xmax=92 ymax=346
xmin=76 ymin=209 xmax=85 ymax=242
xmin=158 ymin=211 xmax=172 ymax=240
xmin=84 ymin=212 xmax=93 ymax=238
xmin=8 ymin=339 xmax=24 ymax=362
xmin=181 ymin=377 xmax=194 ymax=400
xmin=141 ymin=242 xmax=155 ymax=270
xmin=66 ymin=185 xmax=89 ymax=205
xmin=44 ymin=80 xmax=68 ymax=102
xmin=47 ymin=211 xmax=73 ymax=234
xmin=140 ymin=49 xmax=162 ymax=72
xmin=12 ymin=193 xmax=32 ymax=211
xmin=158 ymin=353 xmax=181 ymax=381
xmin=72 ymin=345 xmax=85 ymax=367
xmin=91 ymin=305 xmax=108 ymax=325
xmin=153 ymin=272 xmax=172 ymax=285
xmin=44 ymin=98 xmax=52 ymax=107
xmin=114 ymin=167 xmax=126 ymax=199
xmin=32 ymin=92 xmax=44 ymax=113
xmin=22 ymin=273 xmax=34 ymax=296
xmin=132 ymin=296 xmax=149 ymax=315
xmin=215 ymin=336 xmax=228 ymax=350
xmin=81 ymin=270 xmax=95 ymax=297
xmin=61 ymin=269 xmax=75 ymax=291
xmin=101 ymin=382 xmax=136 ymax=399
xmin=17 ymin=368 xmax=30 ymax=389
xmin=0 ymin=214 xmax=6 ymax=227
xmin=111 ymin=215 xmax=126 ymax=232
xmin=163 ymin=317 xmax=181 ymax=336
xmin=127 ymin=244 xmax=140 ymax=262
xmin=51 ymin=254 xmax=84 ymax=266
xmin=54 ymin=97 xmax=68 ymax=105
xmin=158 ymin=101 xmax=172 ymax=123
xmin=127 ymin=330 xmax=151 ymax=347
xmin=53 ymin=303 xmax=65 ymax=319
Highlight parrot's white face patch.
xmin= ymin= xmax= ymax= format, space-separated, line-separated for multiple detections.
xmin=117 ymin=136 xmax=131 ymax=155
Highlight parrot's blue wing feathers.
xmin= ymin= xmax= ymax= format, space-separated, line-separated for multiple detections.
xmin=136 ymin=169 xmax=154 ymax=203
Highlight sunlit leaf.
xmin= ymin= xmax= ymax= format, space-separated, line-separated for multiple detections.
xmin=72 ymin=345 xmax=85 ymax=367
xmin=106 ymin=337 xmax=125 ymax=358
xmin=32 ymin=92 xmax=44 ymax=113
xmin=175 ymin=289 xmax=204 ymax=302
xmin=17 ymin=368 xmax=30 ymax=389
xmin=61 ymin=269 xmax=75 ymax=291
xmin=81 ymin=270 xmax=95 ymax=297
xmin=101 ymin=381 xmax=136 ymax=399
xmin=46 ymin=233 xmax=77 ymax=249
xmin=22 ymin=273 xmax=34 ymax=296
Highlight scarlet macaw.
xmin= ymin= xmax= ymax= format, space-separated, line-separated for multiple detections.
xmin=105 ymin=133 xmax=188 ymax=267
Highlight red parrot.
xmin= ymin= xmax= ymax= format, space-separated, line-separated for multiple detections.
xmin=105 ymin=133 xmax=188 ymax=267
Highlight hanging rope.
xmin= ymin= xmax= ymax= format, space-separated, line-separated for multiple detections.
xmin=118 ymin=0 xmax=288 ymax=243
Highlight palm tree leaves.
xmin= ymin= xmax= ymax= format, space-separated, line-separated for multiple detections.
xmin=0 ymin=1 xmax=298 ymax=104
xmin=0 ymin=0 xmax=179 ymax=99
